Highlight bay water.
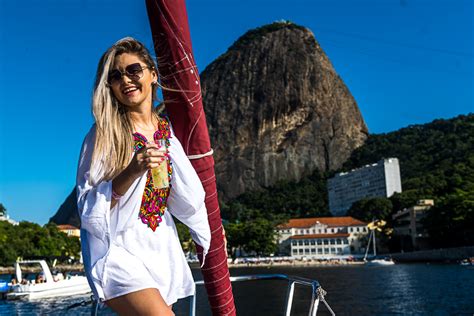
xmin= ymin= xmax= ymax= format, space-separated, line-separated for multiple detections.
xmin=1 ymin=263 xmax=473 ymax=315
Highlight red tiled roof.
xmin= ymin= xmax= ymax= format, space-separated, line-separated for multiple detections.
xmin=277 ymin=216 xmax=367 ymax=229
xmin=290 ymin=233 xmax=350 ymax=239
xmin=57 ymin=224 xmax=79 ymax=230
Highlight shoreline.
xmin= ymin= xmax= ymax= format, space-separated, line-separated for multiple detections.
xmin=0 ymin=264 xmax=85 ymax=275
xmin=189 ymin=260 xmax=365 ymax=269
xmin=227 ymin=260 xmax=365 ymax=268
xmin=2 ymin=255 xmax=469 ymax=274
xmin=0 ymin=260 xmax=364 ymax=274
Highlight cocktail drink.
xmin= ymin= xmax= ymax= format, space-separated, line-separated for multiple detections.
xmin=150 ymin=139 xmax=169 ymax=189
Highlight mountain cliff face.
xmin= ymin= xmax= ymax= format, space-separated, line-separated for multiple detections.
xmin=50 ymin=188 xmax=80 ymax=227
xmin=50 ymin=21 xmax=368 ymax=225
xmin=201 ymin=22 xmax=368 ymax=201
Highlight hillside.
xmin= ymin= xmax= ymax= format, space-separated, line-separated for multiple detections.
xmin=341 ymin=114 xmax=474 ymax=199
xmin=224 ymin=114 xmax=474 ymax=248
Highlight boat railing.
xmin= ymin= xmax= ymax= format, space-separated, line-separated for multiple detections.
xmin=190 ymin=274 xmax=335 ymax=316
xmin=91 ymin=274 xmax=335 ymax=316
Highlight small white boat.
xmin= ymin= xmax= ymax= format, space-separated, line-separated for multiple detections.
xmin=460 ymin=258 xmax=474 ymax=266
xmin=6 ymin=260 xmax=91 ymax=300
xmin=363 ymin=221 xmax=395 ymax=266
xmin=365 ymin=258 xmax=395 ymax=266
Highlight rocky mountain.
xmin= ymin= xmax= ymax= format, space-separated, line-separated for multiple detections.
xmin=201 ymin=22 xmax=367 ymax=200
xmin=50 ymin=188 xmax=80 ymax=227
xmin=50 ymin=21 xmax=368 ymax=225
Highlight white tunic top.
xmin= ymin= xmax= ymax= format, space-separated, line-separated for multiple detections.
xmin=76 ymin=124 xmax=211 ymax=305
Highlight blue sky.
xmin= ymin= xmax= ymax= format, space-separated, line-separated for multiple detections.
xmin=0 ymin=0 xmax=472 ymax=224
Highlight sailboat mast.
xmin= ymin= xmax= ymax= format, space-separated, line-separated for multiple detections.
xmin=364 ymin=229 xmax=372 ymax=260
xmin=373 ymin=229 xmax=377 ymax=257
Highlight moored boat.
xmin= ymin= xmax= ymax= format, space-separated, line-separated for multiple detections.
xmin=460 ymin=257 xmax=474 ymax=266
xmin=365 ymin=258 xmax=395 ymax=266
xmin=6 ymin=260 xmax=91 ymax=300
xmin=363 ymin=220 xmax=395 ymax=266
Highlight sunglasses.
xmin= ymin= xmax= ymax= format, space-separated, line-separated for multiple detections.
xmin=107 ymin=63 xmax=150 ymax=85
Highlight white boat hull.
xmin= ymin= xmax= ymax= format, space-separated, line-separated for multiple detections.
xmin=7 ymin=276 xmax=91 ymax=300
xmin=365 ymin=259 xmax=395 ymax=266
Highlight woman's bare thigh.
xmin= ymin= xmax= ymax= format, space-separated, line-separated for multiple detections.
xmin=105 ymin=288 xmax=174 ymax=316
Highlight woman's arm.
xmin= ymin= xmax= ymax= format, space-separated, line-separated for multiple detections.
xmin=76 ymin=127 xmax=112 ymax=239
xmin=111 ymin=143 xmax=166 ymax=209
xmin=76 ymin=128 xmax=165 ymax=238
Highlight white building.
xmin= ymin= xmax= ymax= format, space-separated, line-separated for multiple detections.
xmin=57 ymin=224 xmax=81 ymax=238
xmin=327 ymin=158 xmax=402 ymax=216
xmin=276 ymin=217 xmax=369 ymax=259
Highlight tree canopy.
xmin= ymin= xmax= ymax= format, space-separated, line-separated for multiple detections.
xmin=347 ymin=197 xmax=393 ymax=222
xmin=0 ymin=219 xmax=80 ymax=266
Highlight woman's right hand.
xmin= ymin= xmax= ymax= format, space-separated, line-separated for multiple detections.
xmin=111 ymin=143 xmax=166 ymax=208
xmin=127 ymin=143 xmax=166 ymax=178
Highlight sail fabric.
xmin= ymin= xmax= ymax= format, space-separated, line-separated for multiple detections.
xmin=145 ymin=0 xmax=236 ymax=314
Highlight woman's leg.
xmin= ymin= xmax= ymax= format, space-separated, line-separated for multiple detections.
xmin=105 ymin=288 xmax=174 ymax=316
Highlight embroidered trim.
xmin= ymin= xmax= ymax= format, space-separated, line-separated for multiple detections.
xmin=132 ymin=117 xmax=173 ymax=231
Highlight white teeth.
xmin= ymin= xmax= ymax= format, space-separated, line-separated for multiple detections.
xmin=123 ymin=87 xmax=138 ymax=94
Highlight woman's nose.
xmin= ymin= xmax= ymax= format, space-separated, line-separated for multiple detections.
xmin=119 ymin=73 xmax=134 ymax=84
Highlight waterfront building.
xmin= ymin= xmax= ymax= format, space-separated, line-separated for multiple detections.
xmin=392 ymin=199 xmax=433 ymax=251
xmin=327 ymin=158 xmax=402 ymax=216
xmin=276 ymin=217 xmax=368 ymax=258
xmin=57 ymin=224 xmax=80 ymax=238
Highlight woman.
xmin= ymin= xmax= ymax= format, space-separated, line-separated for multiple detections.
xmin=76 ymin=37 xmax=211 ymax=315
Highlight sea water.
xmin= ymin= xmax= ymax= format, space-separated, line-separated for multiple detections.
xmin=1 ymin=264 xmax=473 ymax=315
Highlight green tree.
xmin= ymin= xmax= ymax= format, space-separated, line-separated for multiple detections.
xmin=424 ymin=191 xmax=474 ymax=247
xmin=347 ymin=197 xmax=393 ymax=222
xmin=0 ymin=221 xmax=81 ymax=266
xmin=225 ymin=218 xmax=277 ymax=256
xmin=224 ymin=222 xmax=245 ymax=259
xmin=240 ymin=218 xmax=277 ymax=255
xmin=174 ymin=220 xmax=195 ymax=253
xmin=222 ymin=169 xmax=330 ymax=222
xmin=389 ymin=191 xmax=423 ymax=213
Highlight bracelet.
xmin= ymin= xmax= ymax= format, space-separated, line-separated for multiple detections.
xmin=112 ymin=189 xmax=124 ymax=201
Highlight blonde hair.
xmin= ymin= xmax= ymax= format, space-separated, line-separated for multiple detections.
xmin=90 ymin=37 xmax=163 ymax=185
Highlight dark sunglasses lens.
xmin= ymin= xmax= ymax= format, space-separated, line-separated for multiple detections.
xmin=126 ymin=63 xmax=144 ymax=77
xmin=108 ymin=70 xmax=122 ymax=84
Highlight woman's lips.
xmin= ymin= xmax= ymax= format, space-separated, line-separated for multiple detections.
xmin=122 ymin=87 xmax=140 ymax=97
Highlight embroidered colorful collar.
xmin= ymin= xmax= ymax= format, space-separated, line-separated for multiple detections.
xmin=132 ymin=117 xmax=173 ymax=231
